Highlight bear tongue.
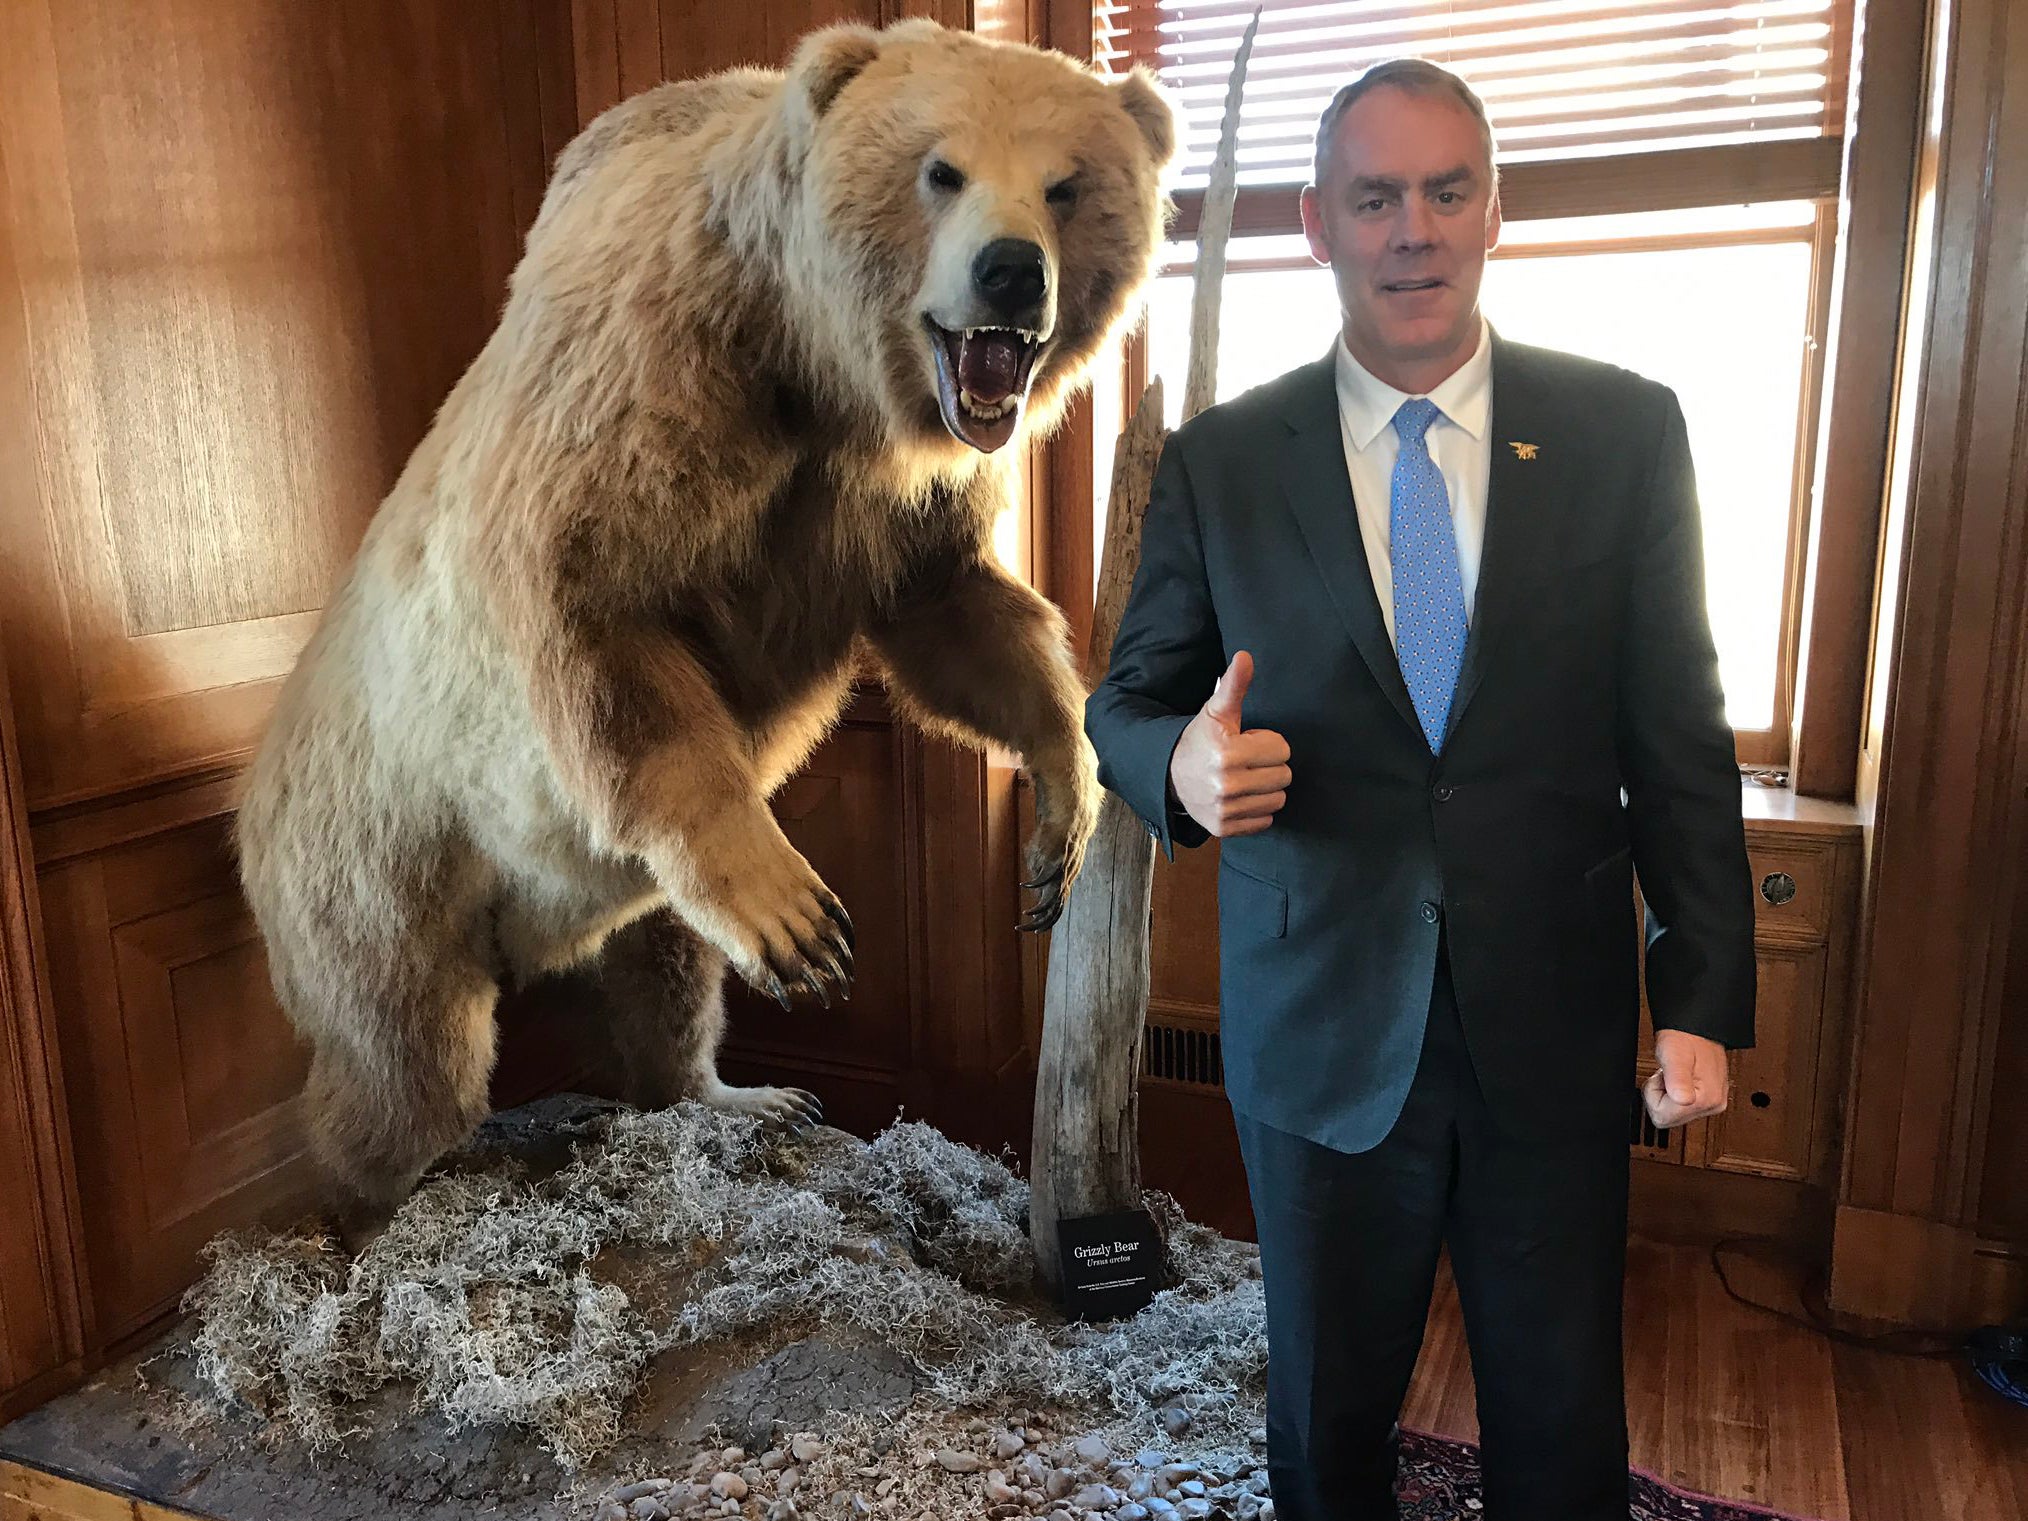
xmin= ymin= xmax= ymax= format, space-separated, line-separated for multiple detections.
xmin=959 ymin=331 xmax=1022 ymax=405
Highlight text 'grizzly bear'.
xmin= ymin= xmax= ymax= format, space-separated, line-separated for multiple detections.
xmin=234 ymin=19 xmax=1179 ymax=1229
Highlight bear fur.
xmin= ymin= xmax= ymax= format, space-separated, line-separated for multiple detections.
xmin=233 ymin=18 xmax=1179 ymax=1225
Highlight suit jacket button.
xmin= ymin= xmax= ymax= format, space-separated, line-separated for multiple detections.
xmin=1433 ymin=785 xmax=1454 ymax=802
xmin=1421 ymin=901 xmax=1440 ymax=924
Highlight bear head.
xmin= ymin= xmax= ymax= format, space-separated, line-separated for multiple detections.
xmin=779 ymin=19 xmax=1179 ymax=460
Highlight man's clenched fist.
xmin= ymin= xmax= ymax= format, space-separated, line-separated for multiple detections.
xmin=1642 ymin=1028 xmax=1730 ymax=1129
xmin=1168 ymin=651 xmax=1291 ymax=838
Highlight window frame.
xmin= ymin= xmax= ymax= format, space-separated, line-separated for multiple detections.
xmin=1095 ymin=0 xmax=1856 ymax=771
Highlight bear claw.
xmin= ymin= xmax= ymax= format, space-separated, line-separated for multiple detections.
xmin=824 ymin=898 xmax=856 ymax=949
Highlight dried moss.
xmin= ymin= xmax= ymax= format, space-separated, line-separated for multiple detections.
xmin=180 ymin=1104 xmax=1266 ymax=1474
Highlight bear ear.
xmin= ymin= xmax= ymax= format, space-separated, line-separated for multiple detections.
xmin=1113 ymin=65 xmax=1180 ymax=168
xmin=787 ymin=23 xmax=884 ymax=123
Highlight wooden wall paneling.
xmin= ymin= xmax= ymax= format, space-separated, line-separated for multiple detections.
xmin=1979 ymin=860 xmax=2028 ymax=1242
xmin=499 ymin=1 xmax=583 ymax=222
xmin=0 ymin=667 xmax=85 ymax=1421
xmin=1829 ymin=0 xmax=2028 ymax=1324
xmin=35 ymin=809 xmax=316 ymax=1347
xmin=0 ymin=1 xmax=562 ymax=813
xmin=1788 ymin=0 xmax=1933 ymax=797
xmin=0 ymin=1 xmax=576 ymax=1354
xmin=719 ymin=695 xmax=918 ymax=1134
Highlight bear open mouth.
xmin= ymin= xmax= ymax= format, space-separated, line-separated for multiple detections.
xmin=924 ymin=318 xmax=1043 ymax=453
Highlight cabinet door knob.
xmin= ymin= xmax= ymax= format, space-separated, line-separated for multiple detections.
xmin=1760 ymin=870 xmax=1798 ymax=906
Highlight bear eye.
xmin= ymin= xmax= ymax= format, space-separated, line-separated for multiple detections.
xmin=1045 ymin=176 xmax=1080 ymax=210
xmin=924 ymin=158 xmax=966 ymax=194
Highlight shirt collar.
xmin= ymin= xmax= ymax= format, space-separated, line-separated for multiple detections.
xmin=1333 ymin=315 xmax=1493 ymax=451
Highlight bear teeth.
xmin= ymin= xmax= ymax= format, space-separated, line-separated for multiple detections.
xmin=958 ymin=388 xmax=1011 ymax=420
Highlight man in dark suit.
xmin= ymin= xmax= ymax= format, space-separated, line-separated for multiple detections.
xmin=1085 ymin=60 xmax=1757 ymax=1521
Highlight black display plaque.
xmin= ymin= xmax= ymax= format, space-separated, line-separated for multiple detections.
xmin=1055 ymin=1208 xmax=1162 ymax=1321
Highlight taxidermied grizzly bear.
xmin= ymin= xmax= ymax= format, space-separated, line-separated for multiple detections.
xmin=233 ymin=17 xmax=1179 ymax=1226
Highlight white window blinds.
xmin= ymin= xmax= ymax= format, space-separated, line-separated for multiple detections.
xmin=1097 ymin=0 xmax=1854 ymax=189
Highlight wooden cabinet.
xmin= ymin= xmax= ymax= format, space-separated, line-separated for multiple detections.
xmin=1634 ymin=809 xmax=1863 ymax=1191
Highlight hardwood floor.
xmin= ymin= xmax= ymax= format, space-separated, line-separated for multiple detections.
xmin=1403 ymin=1235 xmax=2028 ymax=1521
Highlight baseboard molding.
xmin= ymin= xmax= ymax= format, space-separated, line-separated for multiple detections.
xmin=1 ymin=1457 xmax=198 ymax=1520
xmin=0 ymin=1362 xmax=83 ymax=1430
xmin=1629 ymin=1157 xmax=1830 ymax=1252
xmin=1828 ymin=1204 xmax=2028 ymax=1328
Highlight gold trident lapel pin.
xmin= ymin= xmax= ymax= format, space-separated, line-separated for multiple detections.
xmin=1509 ymin=441 xmax=1540 ymax=460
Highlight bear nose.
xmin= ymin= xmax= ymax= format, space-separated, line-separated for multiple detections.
xmin=972 ymin=238 xmax=1047 ymax=323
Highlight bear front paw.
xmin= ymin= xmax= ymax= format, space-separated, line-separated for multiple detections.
xmin=685 ymin=841 xmax=856 ymax=1009
xmin=1020 ymin=744 xmax=1101 ymax=932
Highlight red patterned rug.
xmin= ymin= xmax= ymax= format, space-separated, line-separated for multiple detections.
xmin=1398 ymin=1429 xmax=1824 ymax=1520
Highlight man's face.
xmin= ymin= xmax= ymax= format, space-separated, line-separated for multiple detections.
xmin=1300 ymin=84 xmax=1501 ymax=382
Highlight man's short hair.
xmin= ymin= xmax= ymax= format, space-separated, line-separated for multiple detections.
xmin=1312 ymin=59 xmax=1499 ymax=187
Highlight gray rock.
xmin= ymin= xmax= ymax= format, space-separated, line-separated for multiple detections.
xmin=766 ymin=1503 xmax=800 ymax=1521
xmin=709 ymin=1472 xmax=749 ymax=1500
xmin=628 ymin=1498 xmax=667 ymax=1521
xmin=792 ymin=1435 xmax=827 ymax=1463
xmin=994 ymin=1430 xmax=1027 ymax=1460
xmin=1177 ymin=1502 xmax=1215 ymax=1521
xmin=1045 ymin=1468 xmax=1077 ymax=1500
xmin=1135 ymin=1449 xmax=1167 ymax=1470
xmin=1119 ymin=1507 xmax=1151 ymax=1521
xmin=1073 ymin=1437 xmax=1112 ymax=1466
xmin=596 ymin=1505 xmax=627 ymax=1521
xmin=761 ymin=1448 xmax=789 ymax=1471
xmin=1179 ymin=1480 xmax=1208 ymax=1499
xmin=1160 ymin=1405 xmax=1193 ymax=1438
xmin=615 ymin=1480 xmax=674 ymax=1502
xmin=936 ymin=1448 xmax=982 ymax=1474
xmin=1073 ymin=1484 xmax=1121 ymax=1510
xmin=1249 ymin=1428 xmax=1268 ymax=1447
xmin=1158 ymin=1464 xmax=1199 ymax=1486
xmin=658 ymin=1341 xmax=913 ymax=1455
xmin=985 ymin=1472 xmax=1021 ymax=1503
xmin=1129 ymin=1475 xmax=1156 ymax=1500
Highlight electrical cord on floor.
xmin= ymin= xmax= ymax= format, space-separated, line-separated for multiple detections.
xmin=1709 ymin=1236 xmax=2028 ymax=1409
xmin=1707 ymin=1236 xmax=1966 ymax=1358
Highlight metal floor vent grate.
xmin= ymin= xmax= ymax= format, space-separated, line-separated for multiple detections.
xmin=1143 ymin=1020 xmax=1224 ymax=1088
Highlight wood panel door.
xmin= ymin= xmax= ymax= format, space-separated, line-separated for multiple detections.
xmin=0 ymin=0 xmax=577 ymax=1350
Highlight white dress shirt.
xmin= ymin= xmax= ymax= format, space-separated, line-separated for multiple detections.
xmin=1332 ymin=319 xmax=1494 ymax=649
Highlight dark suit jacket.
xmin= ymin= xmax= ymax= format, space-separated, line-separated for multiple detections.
xmin=1085 ymin=332 xmax=1757 ymax=1153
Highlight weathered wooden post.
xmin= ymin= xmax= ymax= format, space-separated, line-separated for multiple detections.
xmin=1030 ymin=10 xmax=1259 ymax=1308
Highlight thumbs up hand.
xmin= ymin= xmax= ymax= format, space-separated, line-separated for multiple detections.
xmin=1169 ymin=651 xmax=1292 ymax=838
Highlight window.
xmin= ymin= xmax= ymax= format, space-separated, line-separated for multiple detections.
xmin=1093 ymin=0 xmax=1854 ymax=766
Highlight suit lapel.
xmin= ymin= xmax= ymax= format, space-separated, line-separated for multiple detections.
xmin=1446 ymin=332 xmax=1568 ymax=735
xmin=1276 ymin=354 xmax=1423 ymax=739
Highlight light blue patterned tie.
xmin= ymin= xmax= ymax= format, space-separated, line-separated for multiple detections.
xmin=1390 ymin=397 xmax=1467 ymax=752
